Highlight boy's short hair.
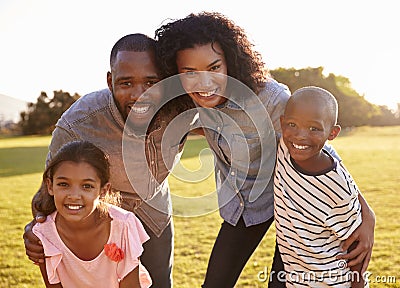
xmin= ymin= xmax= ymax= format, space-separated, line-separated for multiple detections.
xmin=288 ymin=86 xmax=338 ymax=125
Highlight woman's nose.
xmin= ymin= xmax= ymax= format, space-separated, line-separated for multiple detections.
xmin=198 ymin=72 xmax=213 ymax=88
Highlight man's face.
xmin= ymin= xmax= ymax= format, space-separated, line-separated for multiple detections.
xmin=107 ymin=50 xmax=162 ymax=129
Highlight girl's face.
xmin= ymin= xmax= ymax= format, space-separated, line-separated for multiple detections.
xmin=47 ymin=161 xmax=110 ymax=223
xmin=176 ymin=42 xmax=228 ymax=108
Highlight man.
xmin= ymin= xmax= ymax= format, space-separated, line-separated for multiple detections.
xmin=23 ymin=33 xmax=194 ymax=288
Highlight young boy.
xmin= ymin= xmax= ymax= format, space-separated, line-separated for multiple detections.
xmin=274 ymin=86 xmax=366 ymax=287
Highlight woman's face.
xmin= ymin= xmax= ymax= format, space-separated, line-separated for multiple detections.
xmin=176 ymin=42 xmax=228 ymax=108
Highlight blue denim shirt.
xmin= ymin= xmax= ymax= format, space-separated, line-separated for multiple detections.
xmin=199 ymin=79 xmax=291 ymax=226
xmin=43 ymin=89 xmax=188 ymax=237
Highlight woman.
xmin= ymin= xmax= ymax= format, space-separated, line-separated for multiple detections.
xmin=155 ymin=12 xmax=375 ymax=287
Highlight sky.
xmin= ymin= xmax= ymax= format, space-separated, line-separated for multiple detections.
xmin=1 ymin=0 xmax=399 ymax=110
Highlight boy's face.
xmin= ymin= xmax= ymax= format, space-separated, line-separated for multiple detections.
xmin=280 ymin=98 xmax=340 ymax=165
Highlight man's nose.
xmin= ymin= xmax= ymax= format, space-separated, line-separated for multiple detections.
xmin=130 ymin=84 xmax=147 ymax=100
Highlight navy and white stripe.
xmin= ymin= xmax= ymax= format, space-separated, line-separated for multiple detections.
xmin=274 ymin=139 xmax=362 ymax=287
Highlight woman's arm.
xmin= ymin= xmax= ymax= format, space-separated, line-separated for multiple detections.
xmin=337 ymin=192 xmax=375 ymax=273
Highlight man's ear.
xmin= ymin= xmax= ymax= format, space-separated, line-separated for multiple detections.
xmin=328 ymin=125 xmax=341 ymax=141
xmin=46 ymin=178 xmax=54 ymax=196
xmin=107 ymin=71 xmax=113 ymax=92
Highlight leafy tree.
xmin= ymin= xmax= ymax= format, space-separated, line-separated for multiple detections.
xmin=270 ymin=67 xmax=399 ymax=127
xmin=19 ymin=90 xmax=80 ymax=135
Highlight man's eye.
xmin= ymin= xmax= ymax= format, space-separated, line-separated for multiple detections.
xmin=121 ymin=82 xmax=131 ymax=87
xmin=145 ymin=80 xmax=158 ymax=87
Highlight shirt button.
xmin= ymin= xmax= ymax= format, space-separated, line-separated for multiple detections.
xmin=217 ymin=126 xmax=221 ymax=131
xmin=240 ymin=202 xmax=244 ymax=207
xmin=231 ymin=171 xmax=235 ymax=176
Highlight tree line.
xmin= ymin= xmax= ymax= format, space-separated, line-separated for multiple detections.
xmin=14 ymin=67 xmax=400 ymax=135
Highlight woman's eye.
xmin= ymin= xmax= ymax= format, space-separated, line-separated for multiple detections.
xmin=210 ymin=65 xmax=220 ymax=71
xmin=184 ymin=71 xmax=198 ymax=77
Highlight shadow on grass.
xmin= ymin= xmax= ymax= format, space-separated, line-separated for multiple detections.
xmin=0 ymin=146 xmax=48 ymax=177
xmin=181 ymin=137 xmax=210 ymax=159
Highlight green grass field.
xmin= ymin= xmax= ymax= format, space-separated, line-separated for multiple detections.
xmin=0 ymin=126 xmax=399 ymax=287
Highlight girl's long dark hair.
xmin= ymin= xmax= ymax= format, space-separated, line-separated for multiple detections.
xmin=35 ymin=141 xmax=119 ymax=216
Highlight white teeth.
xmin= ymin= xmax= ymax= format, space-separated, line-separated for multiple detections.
xmin=129 ymin=104 xmax=150 ymax=114
xmin=198 ymin=89 xmax=217 ymax=97
xmin=293 ymin=143 xmax=309 ymax=150
xmin=66 ymin=205 xmax=83 ymax=210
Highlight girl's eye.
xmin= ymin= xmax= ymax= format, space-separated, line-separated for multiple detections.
xmin=57 ymin=182 xmax=68 ymax=187
xmin=82 ymin=184 xmax=95 ymax=189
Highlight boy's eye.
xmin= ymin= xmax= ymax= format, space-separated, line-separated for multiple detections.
xmin=121 ymin=81 xmax=131 ymax=87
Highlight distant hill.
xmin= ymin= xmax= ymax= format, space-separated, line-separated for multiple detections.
xmin=0 ymin=94 xmax=28 ymax=123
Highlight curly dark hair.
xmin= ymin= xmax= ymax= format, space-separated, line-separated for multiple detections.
xmin=155 ymin=11 xmax=268 ymax=93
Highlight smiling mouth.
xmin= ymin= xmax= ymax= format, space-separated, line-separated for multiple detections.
xmin=292 ymin=143 xmax=310 ymax=150
xmin=196 ymin=89 xmax=218 ymax=98
xmin=128 ymin=103 xmax=152 ymax=114
xmin=65 ymin=204 xmax=83 ymax=210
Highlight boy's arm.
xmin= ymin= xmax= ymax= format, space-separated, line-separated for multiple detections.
xmin=338 ymin=192 xmax=375 ymax=273
xmin=39 ymin=262 xmax=63 ymax=288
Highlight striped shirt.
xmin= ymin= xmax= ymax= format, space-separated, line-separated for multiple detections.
xmin=274 ymin=138 xmax=362 ymax=287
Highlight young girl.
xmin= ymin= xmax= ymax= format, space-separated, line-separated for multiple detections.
xmin=32 ymin=141 xmax=151 ymax=288
xmin=155 ymin=12 xmax=375 ymax=287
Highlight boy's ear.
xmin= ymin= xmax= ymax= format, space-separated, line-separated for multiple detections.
xmin=280 ymin=115 xmax=285 ymax=126
xmin=328 ymin=125 xmax=341 ymax=140
xmin=46 ymin=178 xmax=54 ymax=196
